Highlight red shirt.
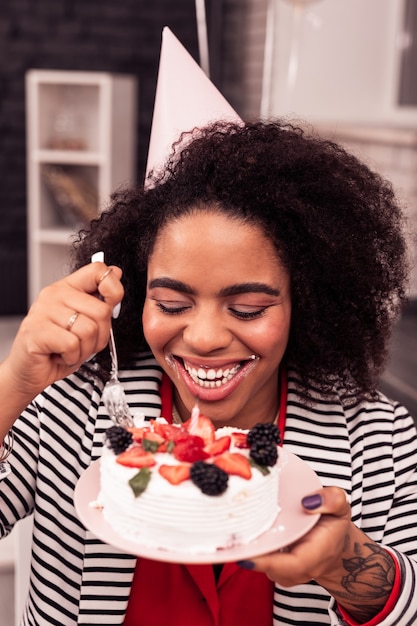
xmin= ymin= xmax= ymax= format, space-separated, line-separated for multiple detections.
xmin=124 ymin=558 xmax=274 ymax=626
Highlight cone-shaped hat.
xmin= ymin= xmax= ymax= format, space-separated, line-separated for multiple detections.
xmin=146 ymin=27 xmax=242 ymax=178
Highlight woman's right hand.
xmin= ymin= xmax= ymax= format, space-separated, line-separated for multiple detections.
xmin=0 ymin=262 xmax=123 ymax=430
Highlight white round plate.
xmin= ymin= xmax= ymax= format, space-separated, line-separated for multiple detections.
xmin=74 ymin=449 xmax=321 ymax=564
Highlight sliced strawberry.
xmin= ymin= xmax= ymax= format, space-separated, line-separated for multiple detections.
xmin=173 ymin=435 xmax=210 ymax=462
xmin=151 ymin=421 xmax=190 ymax=443
xmin=172 ymin=431 xmax=196 ymax=444
xmin=156 ymin=441 xmax=170 ymax=453
xmin=213 ymin=452 xmax=252 ymax=479
xmin=231 ymin=431 xmax=249 ymax=449
xmin=128 ymin=426 xmax=151 ymax=443
xmin=159 ymin=463 xmax=191 ymax=485
xmin=204 ymin=435 xmax=231 ymax=457
xmin=149 ymin=419 xmax=166 ymax=437
xmin=143 ymin=431 xmax=166 ymax=444
xmin=184 ymin=414 xmax=215 ymax=445
xmin=142 ymin=431 xmax=166 ymax=453
xmin=116 ymin=447 xmax=156 ymax=468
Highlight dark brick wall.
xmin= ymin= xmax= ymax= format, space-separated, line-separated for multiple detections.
xmin=0 ymin=0 xmax=202 ymax=314
xmin=0 ymin=0 xmax=264 ymax=314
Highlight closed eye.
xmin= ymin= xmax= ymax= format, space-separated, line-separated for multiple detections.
xmin=229 ymin=307 xmax=268 ymax=320
xmin=156 ymin=302 xmax=191 ymax=315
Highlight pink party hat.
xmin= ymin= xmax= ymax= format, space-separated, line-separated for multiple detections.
xmin=146 ymin=27 xmax=242 ymax=178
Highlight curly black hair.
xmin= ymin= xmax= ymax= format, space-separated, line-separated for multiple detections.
xmin=71 ymin=120 xmax=409 ymax=400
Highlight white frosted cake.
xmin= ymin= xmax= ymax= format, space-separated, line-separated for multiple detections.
xmin=98 ymin=414 xmax=281 ymax=554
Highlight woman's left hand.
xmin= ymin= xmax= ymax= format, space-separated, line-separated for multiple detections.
xmin=242 ymin=486 xmax=395 ymax=623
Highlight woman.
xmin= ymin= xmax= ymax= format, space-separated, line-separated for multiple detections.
xmin=1 ymin=120 xmax=416 ymax=625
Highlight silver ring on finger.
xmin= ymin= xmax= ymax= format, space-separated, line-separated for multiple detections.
xmin=66 ymin=311 xmax=80 ymax=332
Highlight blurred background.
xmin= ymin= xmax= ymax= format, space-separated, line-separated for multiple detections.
xmin=0 ymin=1 xmax=416 ymax=624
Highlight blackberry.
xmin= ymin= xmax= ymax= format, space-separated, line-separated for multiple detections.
xmin=249 ymin=441 xmax=278 ymax=467
xmin=247 ymin=422 xmax=281 ymax=447
xmin=190 ymin=461 xmax=229 ymax=496
xmin=105 ymin=425 xmax=133 ymax=454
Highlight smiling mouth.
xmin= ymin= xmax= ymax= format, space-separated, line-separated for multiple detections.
xmin=184 ymin=362 xmax=241 ymax=388
xmin=175 ymin=355 xmax=259 ymax=389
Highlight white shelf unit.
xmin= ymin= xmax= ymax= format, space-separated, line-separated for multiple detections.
xmin=26 ymin=70 xmax=137 ymax=303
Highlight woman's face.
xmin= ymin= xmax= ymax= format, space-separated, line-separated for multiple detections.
xmin=142 ymin=211 xmax=291 ymax=429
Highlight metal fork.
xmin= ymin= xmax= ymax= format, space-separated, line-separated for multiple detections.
xmin=92 ymin=251 xmax=133 ymax=427
xmin=102 ymin=324 xmax=134 ymax=426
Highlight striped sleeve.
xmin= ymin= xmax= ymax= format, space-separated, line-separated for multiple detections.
xmin=1 ymin=355 xmax=164 ymax=626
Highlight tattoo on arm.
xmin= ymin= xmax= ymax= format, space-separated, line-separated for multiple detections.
xmin=328 ymin=541 xmax=395 ymax=623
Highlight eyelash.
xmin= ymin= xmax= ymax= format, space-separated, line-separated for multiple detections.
xmin=156 ymin=303 xmax=189 ymax=315
xmin=156 ymin=302 xmax=267 ymax=320
xmin=231 ymin=308 xmax=266 ymax=320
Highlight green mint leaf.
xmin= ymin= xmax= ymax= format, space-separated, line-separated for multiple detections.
xmin=142 ymin=439 xmax=160 ymax=453
xmin=129 ymin=467 xmax=152 ymax=497
xmin=249 ymin=459 xmax=270 ymax=475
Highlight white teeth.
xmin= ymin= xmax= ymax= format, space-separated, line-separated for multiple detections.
xmin=184 ymin=362 xmax=241 ymax=387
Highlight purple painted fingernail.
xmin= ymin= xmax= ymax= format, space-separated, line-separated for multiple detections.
xmin=302 ymin=494 xmax=322 ymax=510
xmin=237 ymin=560 xmax=255 ymax=570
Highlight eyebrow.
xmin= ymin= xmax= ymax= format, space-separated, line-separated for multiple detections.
xmin=148 ymin=277 xmax=280 ymax=297
xmin=220 ymin=283 xmax=280 ymax=297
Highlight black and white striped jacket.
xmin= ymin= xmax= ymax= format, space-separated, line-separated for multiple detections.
xmin=1 ymin=353 xmax=417 ymax=625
